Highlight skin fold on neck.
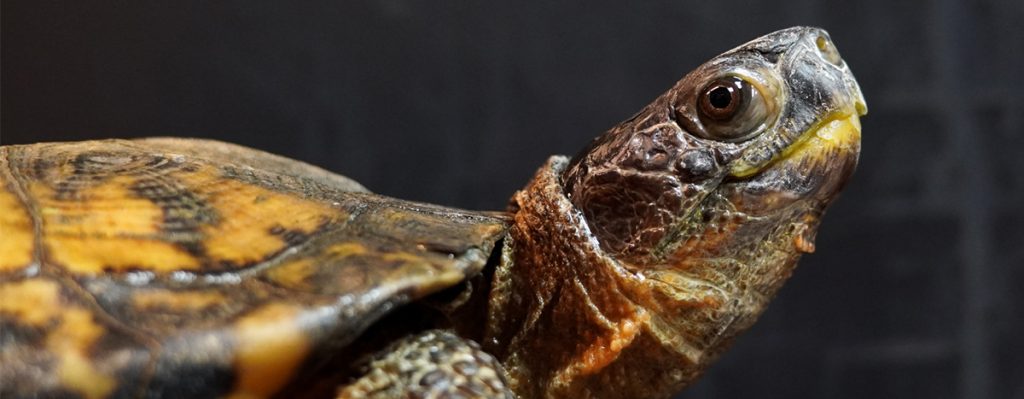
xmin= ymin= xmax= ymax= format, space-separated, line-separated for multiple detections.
xmin=482 ymin=157 xmax=728 ymax=399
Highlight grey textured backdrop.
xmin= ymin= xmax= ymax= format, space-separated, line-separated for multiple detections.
xmin=3 ymin=1 xmax=1022 ymax=398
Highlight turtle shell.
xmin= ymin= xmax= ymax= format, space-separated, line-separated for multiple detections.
xmin=0 ymin=138 xmax=509 ymax=399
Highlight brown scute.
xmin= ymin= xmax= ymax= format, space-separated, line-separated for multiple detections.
xmin=144 ymin=331 xmax=238 ymax=399
xmin=0 ymin=139 xmax=510 ymax=398
xmin=131 ymin=137 xmax=370 ymax=194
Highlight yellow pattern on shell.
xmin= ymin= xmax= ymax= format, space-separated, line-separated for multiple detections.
xmin=325 ymin=242 xmax=368 ymax=258
xmin=32 ymin=176 xmax=200 ymax=274
xmin=0 ymin=279 xmax=62 ymax=326
xmin=179 ymin=165 xmax=343 ymax=267
xmin=1 ymin=139 xmax=511 ymax=398
xmin=0 ymin=182 xmax=35 ymax=273
xmin=49 ymin=309 xmax=117 ymax=399
xmin=263 ymin=258 xmax=317 ymax=289
xmin=228 ymin=303 xmax=312 ymax=399
xmin=0 ymin=279 xmax=116 ymax=399
xmin=30 ymin=159 xmax=344 ymax=275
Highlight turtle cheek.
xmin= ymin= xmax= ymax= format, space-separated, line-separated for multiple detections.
xmin=721 ymin=128 xmax=860 ymax=217
xmin=719 ymin=174 xmax=812 ymax=216
xmin=673 ymin=149 xmax=721 ymax=183
xmin=718 ymin=145 xmax=839 ymax=217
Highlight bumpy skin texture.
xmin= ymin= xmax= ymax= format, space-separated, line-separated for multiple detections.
xmin=487 ymin=157 xmax=677 ymax=398
xmin=337 ymin=330 xmax=514 ymax=399
xmin=487 ymin=27 xmax=865 ymax=398
xmin=0 ymin=139 xmax=507 ymax=398
xmin=562 ymin=27 xmax=865 ymax=264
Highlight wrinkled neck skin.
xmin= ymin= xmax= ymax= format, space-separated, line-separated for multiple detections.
xmin=482 ymin=156 xmax=822 ymax=399
xmin=476 ymin=26 xmax=865 ymax=398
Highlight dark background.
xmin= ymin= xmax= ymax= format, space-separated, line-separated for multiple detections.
xmin=3 ymin=1 xmax=1022 ymax=398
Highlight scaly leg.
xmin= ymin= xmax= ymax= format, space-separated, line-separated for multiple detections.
xmin=337 ymin=330 xmax=514 ymax=399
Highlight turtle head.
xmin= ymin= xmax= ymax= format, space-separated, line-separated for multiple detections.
xmin=493 ymin=27 xmax=866 ymax=398
xmin=564 ymin=25 xmax=865 ymax=268
xmin=557 ymin=25 xmax=866 ymax=387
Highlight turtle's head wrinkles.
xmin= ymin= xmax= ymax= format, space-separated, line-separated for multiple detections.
xmin=563 ymin=26 xmax=865 ymax=263
xmin=555 ymin=26 xmax=866 ymax=389
xmin=490 ymin=27 xmax=865 ymax=398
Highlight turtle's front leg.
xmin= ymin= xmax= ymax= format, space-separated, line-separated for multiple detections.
xmin=337 ymin=330 xmax=514 ymax=399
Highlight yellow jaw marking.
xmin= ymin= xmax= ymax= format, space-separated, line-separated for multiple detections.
xmin=731 ymin=113 xmax=862 ymax=178
xmin=799 ymin=113 xmax=861 ymax=153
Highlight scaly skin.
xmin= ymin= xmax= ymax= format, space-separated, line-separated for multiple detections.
xmin=484 ymin=26 xmax=866 ymax=398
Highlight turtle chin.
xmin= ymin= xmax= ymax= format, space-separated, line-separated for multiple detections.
xmin=644 ymin=114 xmax=861 ymax=362
xmin=669 ymin=115 xmax=859 ymax=298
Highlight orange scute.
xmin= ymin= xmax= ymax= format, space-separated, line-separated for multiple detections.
xmin=0 ymin=183 xmax=35 ymax=272
xmin=48 ymin=309 xmax=117 ymax=399
xmin=228 ymin=303 xmax=312 ymax=399
xmin=0 ymin=279 xmax=116 ymax=399
xmin=326 ymin=242 xmax=367 ymax=257
xmin=49 ymin=238 xmax=200 ymax=274
xmin=0 ymin=279 xmax=62 ymax=326
xmin=29 ymin=161 xmax=344 ymax=274
xmin=32 ymin=177 xmax=201 ymax=274
xmin=263 ymin=258 xmax=317 ymax=289
xmin=192 ymin=176 xmax=340 ymax=266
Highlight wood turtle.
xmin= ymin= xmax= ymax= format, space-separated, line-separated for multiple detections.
xmin=0 ymin=27 xmax=867 ymax=399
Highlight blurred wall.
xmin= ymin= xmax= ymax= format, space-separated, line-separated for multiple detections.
xmin=3 ymin=1 xmax=1022 ymax=398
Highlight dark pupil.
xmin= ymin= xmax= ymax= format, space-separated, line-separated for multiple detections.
xmin=708 ymin=86 xmax=733 ymax=109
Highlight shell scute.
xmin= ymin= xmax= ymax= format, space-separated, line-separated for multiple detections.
xmin=0 ymin=139 xmax=510 ymax=398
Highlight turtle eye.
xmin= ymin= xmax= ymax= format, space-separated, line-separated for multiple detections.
xmin=697 ymin=76 xmax=770 ymax=142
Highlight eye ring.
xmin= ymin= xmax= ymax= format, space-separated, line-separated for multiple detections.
xmin=695 ymin=76 xmax=770 ymax=142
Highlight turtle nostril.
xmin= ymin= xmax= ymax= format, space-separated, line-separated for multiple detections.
xmin=815 ymin=35 xmax=843 ymax=66
xmin=855 ymin=100 xmax=868 ymax=116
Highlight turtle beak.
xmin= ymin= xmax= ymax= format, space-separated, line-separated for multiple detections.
xmin=847 ymin=67 xmax=868 ymax=118
xmin=838 ymin=44 xmax=868 ymax=118
xmin=810 ymin=28 xmax=868 ymax=117
xmin=718 ymin=28 xmax=866 ymax=216
xmin=852 ymin=84 xmax=868 ymax=117
xmin=783 ymin=28 xmax=866 ymax=178
xmin=773 ymin=28 xmax=867 ymax=182
xmin=729 ymin=27 xmax=867 ymax=178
